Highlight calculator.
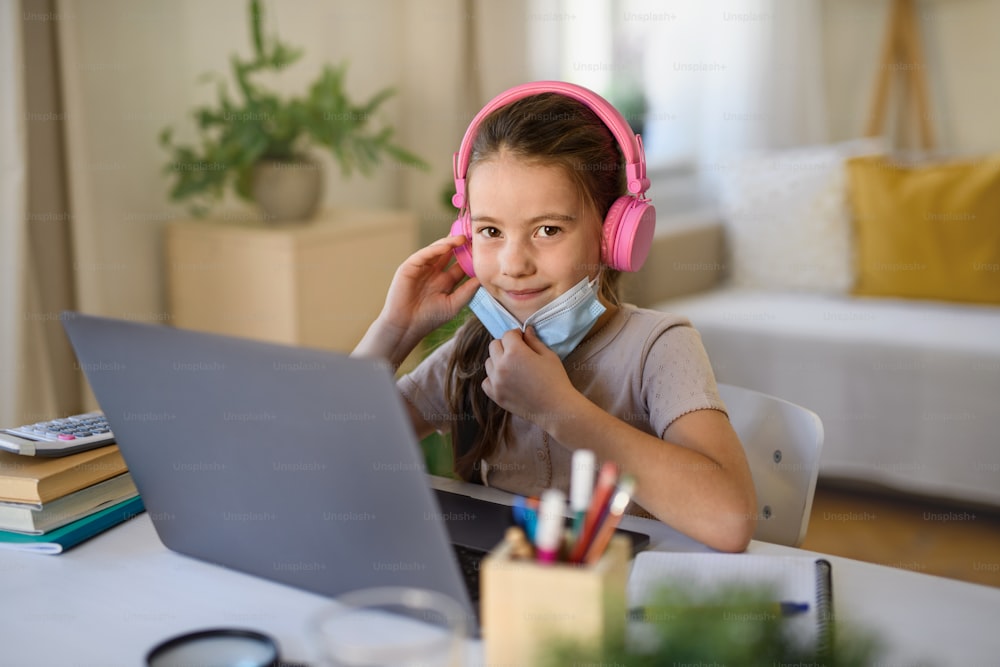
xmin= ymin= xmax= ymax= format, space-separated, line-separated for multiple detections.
xmin=0 ymin=411 xmax=116 ymax=457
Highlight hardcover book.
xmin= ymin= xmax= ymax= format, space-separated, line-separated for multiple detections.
xmin=0 ymin=445 xmax=127 ymax=505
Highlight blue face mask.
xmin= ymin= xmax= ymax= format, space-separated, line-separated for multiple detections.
xmin=468 ymin=277 xmax=606 ymax=359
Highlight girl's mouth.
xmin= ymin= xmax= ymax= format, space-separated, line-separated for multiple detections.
xmin=505 ymin=288 xmax=546 ymax=300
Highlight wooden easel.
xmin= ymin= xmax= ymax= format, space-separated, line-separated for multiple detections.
xmin=865 ymin=0 xmax=936 ymax=149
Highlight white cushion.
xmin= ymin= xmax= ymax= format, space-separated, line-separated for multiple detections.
xmin=664 ymin=287 xmax=1000 ymax=355
xmin=718 ymin=138 xmax=883 ymax=294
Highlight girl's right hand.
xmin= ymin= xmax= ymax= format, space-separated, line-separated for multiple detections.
xmin=356 ymin=235 xmax=479 ymax=362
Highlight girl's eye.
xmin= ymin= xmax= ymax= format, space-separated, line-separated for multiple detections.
xmin=478 ymin=226 xmax=502 ymax=239
xmin=538 ymin=225 xmax=561 ymax=237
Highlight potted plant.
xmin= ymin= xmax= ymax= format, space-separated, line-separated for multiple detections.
xmin=159 ymin=0 xmax=426 ymax=222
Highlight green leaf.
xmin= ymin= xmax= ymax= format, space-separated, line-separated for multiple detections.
xmin=359 ymin=87 xmax=396 ymax=116
xmin=249 ymin=0 xmax=264 ymax=60
xmin=385 ymin=144 xmax=430 ymax=171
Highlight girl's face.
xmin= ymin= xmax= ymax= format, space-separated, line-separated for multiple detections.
xmin=468 ymin=153 xmax=603 ymax=324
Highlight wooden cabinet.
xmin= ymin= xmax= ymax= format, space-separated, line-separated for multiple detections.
xmin=166 ymin=208 xmax=418 ymax=352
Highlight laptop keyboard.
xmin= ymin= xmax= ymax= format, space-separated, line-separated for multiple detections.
xmin=452 ymin=544 xmax=487 ymax=605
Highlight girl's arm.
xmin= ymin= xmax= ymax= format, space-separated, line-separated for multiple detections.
xmin=352 ymin=235 xmax=479 ymax=369
xmin=482 ymin=327 xmax=757 ymax=553
xmin=352 ymin=235 xmax=479 ymax=438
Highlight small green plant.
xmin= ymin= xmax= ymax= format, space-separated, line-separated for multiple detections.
xmin=544 ymin=584 xmax=884 ymax=667
xmin=159 ymin=0 xmax=426 ymax=215
xmin=416 ymin=306 xmax=472 ymax=479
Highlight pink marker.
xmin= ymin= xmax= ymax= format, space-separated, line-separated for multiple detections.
xmin=534 ymin=489 xmax=567 ymax=564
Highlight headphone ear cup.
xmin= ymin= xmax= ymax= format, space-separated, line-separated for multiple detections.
xmin=602 ymin=196 xmax=657 ymax=272
xmin=450 ymin=213 xmax=476 ymax=277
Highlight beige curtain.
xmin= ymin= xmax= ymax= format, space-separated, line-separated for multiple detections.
xmin=0 ymin=0 xmax=81 ymax=426
xmin=1 ymin=0 xmax=29 ymax=425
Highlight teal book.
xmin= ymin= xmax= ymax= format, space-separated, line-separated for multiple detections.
xmin=0 ymin=494 xmax=144 ymax=554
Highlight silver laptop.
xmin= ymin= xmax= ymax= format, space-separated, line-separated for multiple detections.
xmin=63 ymin=312 xmax=490 ymax=625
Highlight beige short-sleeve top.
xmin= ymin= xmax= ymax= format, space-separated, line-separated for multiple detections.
xmin=397 ymin=304 xmax=726 ymax=500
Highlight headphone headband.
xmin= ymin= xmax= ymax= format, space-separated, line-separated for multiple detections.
xmin=451 ymin=81 xmax=650 ymax=209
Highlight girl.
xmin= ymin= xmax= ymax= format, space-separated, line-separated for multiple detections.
xmin=353 ymin=83 xmax=756 ymax=553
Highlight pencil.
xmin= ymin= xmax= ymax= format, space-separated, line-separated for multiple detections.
xmin=582 ymin=475 xmax=635 ymax=564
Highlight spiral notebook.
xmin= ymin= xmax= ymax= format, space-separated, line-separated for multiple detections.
xmin=627 ymin=552 xmax=833 ymax=652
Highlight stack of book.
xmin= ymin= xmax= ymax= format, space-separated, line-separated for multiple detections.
xmin=0 ymin=445 xmax=143 ymax=554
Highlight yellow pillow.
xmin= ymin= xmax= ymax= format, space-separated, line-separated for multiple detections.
xmin=846 ymin=154 xmax=1000 ymax=304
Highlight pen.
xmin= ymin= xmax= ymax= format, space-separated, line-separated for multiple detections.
xmin=628 ymin=601 xmax=810 ymax=622
xmin=569 ymin=449 xmax=596 ymax=546
xmin=534 ymin=488 xmax=567 ymax=564
xmin=568 ymin=461 xmax=619 ymax=563
xmin=582 ymin=474 xmax=635 ymax=564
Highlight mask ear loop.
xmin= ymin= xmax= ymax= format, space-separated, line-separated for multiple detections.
xmin=592 ymin=194 xmax=616 ymax=305
xmin=592 ymin=248 xmax=623 ymax=310
xmin=592 ymin=266 xmax=611 ymax=310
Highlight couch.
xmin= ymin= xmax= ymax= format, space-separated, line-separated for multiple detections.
xmin=622 ymin=147 xmax=1000 ymax=510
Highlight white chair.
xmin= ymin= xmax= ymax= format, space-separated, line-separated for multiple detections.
xmin=718 ymin=383 xmax=824 ymax=547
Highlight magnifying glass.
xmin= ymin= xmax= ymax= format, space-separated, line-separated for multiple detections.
xmin=146 ymin=628 xmax=280 ymax=667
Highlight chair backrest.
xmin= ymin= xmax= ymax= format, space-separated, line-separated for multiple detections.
xmin=717 ymin=383 xmax=824 ymax=547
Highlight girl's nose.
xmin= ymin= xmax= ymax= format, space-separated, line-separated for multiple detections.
xmin=499 ymin=238 xmax=534 ymax=277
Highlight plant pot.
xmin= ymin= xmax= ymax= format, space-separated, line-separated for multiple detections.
xmin=251 ymin=157 xmax=323 ymax=223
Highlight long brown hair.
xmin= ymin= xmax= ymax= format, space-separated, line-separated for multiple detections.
xmin=446 ymin=93 xmax=626 ymax=481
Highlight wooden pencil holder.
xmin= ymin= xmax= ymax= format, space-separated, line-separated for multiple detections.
xmin=481 ymin=534 xmax=630 ymax=666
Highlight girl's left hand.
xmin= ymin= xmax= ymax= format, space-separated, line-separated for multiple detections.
xmin=481 ymin=326 xmax=578 ymax=425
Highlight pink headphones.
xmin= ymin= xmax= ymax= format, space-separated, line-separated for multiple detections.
xmin=449 ymin=81 xmax=656 ymax=276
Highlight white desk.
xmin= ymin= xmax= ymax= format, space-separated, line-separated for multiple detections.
xmin=3 ymin=476 xmax=998 ymax=666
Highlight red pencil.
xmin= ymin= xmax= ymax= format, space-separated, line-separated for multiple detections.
xmin=569 ymin=460 xmax=619 ymax=563
xmin=583 ymin=475 xmax=636 ymax=564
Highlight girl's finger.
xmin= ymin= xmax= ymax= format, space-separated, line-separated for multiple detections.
xmin=429 ymin=250 xmax=453 ymax=273
xmin=445 ymin=261 xmax=472 ymax=284
xmin=408 ymin=236 xmax=465 ymax=267
xmin=522 ymin=325 xmax=550 ymax=355
xmin=450 ymin=276 xmax=480 ymax=307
